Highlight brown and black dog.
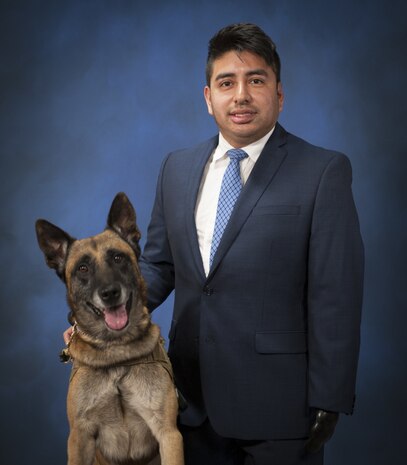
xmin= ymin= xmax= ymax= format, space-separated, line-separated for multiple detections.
xmin=35 ymin=192 xmax=183 ymax=465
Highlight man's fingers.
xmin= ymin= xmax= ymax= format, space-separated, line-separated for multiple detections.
xmin=305 ymin=410 xmax=339 ymax=454
xmin=63 ymin=326 xmax=73 ymax=345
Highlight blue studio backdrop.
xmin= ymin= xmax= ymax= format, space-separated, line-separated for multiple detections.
xmin=1 ymin=1 xmax=406 ymax=464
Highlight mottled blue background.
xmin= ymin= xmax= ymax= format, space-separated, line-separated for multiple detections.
xmin=1 ymin=0 xmax=406 ymax=463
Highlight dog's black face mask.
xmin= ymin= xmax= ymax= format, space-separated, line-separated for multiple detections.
xmin=66 ymin=236 xmax=145 ymax=340
xmin=75 ymin=248 xmax=134 ymax=330
xmin=36 ymin=192 xmax=147 ymax=341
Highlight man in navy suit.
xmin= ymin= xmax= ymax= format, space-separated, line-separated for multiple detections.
xmin=139 ymin=22 xmax=364 ymax=465
xmin=49 ymin=23 xmax=359 ymax=465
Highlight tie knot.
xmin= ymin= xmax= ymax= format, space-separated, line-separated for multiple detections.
xmin=227 ymin=148 xmax=248 ymax=162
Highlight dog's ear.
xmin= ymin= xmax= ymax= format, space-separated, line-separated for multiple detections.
xmin=35 ymin=219 xmax=75 ymax=281
xmin=107 ymin=192 xmax=141 ymax=258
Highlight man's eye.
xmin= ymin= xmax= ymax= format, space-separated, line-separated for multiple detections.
xmin=78 ymin=264 xmax=88 ymax=273
xmin=220 ymin=81 xmax=232 ymax=88
xmin=114 ymin=254 xmax=123 ymax=263
xmin=251 ymin=78 xmax=264 ymax=84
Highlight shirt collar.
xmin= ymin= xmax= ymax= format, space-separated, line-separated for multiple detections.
xmin=214 ymin=126 xmax=276 ymax=163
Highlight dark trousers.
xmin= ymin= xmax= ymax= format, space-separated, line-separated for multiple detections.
xmin=179 ymin=420 xmax=324 ymax=465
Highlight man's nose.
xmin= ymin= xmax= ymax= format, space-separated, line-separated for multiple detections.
xmin=234 ymin=82 xmax=251 ymax=104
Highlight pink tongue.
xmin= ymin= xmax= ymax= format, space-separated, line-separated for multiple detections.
xmin=103 ymin=304 xmax=128 ymax=330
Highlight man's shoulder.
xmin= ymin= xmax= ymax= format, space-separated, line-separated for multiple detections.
xmin=281 ymin=126 xmax=349 ymax=167
xmin=157 ymin=135 xmax=218 ymax=180
xmin=285 ymin=129 xmax=340 ymax=156
xmin=167 ymin=135 xmax=218 ymax=161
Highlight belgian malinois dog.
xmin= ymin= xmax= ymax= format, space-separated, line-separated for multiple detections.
xmin=35 ymin=192 xmax=183 ymax=465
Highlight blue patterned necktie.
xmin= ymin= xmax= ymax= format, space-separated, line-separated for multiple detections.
xmin=210 ymin=148 xmax=248 ymax=268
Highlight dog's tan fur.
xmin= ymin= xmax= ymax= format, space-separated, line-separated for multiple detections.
xmin=36 ymin=193 xmax=183 ymax=465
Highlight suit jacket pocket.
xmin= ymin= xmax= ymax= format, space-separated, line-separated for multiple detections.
xmin=251 ymin=205 xmax=301 ymax=216
xmin=255 ymin=331 xmax=307 ymax=354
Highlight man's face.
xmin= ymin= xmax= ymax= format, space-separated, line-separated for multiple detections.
xmin=204 ymin=50 xmax=284 ymax=148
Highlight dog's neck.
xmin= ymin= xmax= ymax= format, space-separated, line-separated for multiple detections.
xmin=74 ymin=322 xmax=104 ymax=345
xmin=67 ymin=318 xmax=162 ymax=369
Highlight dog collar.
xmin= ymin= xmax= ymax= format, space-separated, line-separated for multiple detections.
xmin=59 ymin=322 xmax=78 ymax=363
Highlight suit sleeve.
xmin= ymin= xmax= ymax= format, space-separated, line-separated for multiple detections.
xmin=307 ymin=153 xmax=364 ymax=414
xmin=139 ymin=154 xmax=175 ymax=311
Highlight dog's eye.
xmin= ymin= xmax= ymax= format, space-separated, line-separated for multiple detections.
xmin=114 ymin=254 xmax=123 ymax=264
xmin=78 ymin=264 xmax=88 ymax=273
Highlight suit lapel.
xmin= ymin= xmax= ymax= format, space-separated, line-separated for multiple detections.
xmin=207 ymin=124 xmax=288 ymax=280
xmin=185 ymin=136 xmax=218 ymax=280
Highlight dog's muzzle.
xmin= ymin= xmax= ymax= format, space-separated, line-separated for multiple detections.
xmin=87 ymin=292 xmax=132 ymax=331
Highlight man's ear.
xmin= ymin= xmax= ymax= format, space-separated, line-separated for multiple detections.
xmin=277 ymin=81 xmax=284 ymax=112
xmin=204 ymin=85 xmax=213 ymax=115
xmin=106 ymin=192 xmax=141 ymax=258
xmin=35 ymin=220 xmax=75 ymax=281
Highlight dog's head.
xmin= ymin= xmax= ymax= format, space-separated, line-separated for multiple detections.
xmin=35 ymin=192 xmax=148 ymax=341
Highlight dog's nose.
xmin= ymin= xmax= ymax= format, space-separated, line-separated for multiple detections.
xmin=99 ymin=284 xmax=121 ymax=303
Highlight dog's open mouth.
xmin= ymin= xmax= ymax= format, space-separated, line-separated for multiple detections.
xmin=103 ymin=304 xmax=128 ymax=330
xmin=87 ymin=293 xmax=132 ymax=331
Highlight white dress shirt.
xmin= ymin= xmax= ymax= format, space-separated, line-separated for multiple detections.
xmin=195 ymin=127 xmax=276 ymax=276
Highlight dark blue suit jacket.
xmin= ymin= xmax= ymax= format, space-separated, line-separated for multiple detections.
xmin=139 ymin=123 xmax=364 ymax=440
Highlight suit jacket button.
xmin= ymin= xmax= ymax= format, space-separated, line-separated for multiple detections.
xmin=203 ymin=286 xmax=213 ymax=296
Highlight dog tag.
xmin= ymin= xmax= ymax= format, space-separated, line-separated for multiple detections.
xmin=59 ymin=348 xmax=71 ymax=363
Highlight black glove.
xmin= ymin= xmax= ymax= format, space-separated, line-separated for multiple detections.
xmin=305 ymin=409 xmax=339 ymax=454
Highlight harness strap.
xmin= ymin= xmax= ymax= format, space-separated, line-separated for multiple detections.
xmin=69 ymin=337 xmax=173 ymax=382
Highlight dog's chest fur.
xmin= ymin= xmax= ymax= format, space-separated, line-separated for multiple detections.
xmin=68 ymin=363 xmax=161 ymax=461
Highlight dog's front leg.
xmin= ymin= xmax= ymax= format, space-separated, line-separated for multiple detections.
xmin=68 ymin=428 xmax=96 ymax=465
xmin=153 ymin=387 xmax=184 ymax=465
xmin=158 ymin=428 xmax=184 ymax=465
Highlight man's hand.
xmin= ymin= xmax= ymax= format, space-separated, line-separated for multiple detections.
xmin=305 ymin=409 xmax=339 ymax=454
xmin=63 ymin=326 xmax=74 ymax=345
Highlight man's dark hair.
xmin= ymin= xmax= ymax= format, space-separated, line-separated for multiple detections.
xmin=206 ymin=23 xmax=281 ymax=86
